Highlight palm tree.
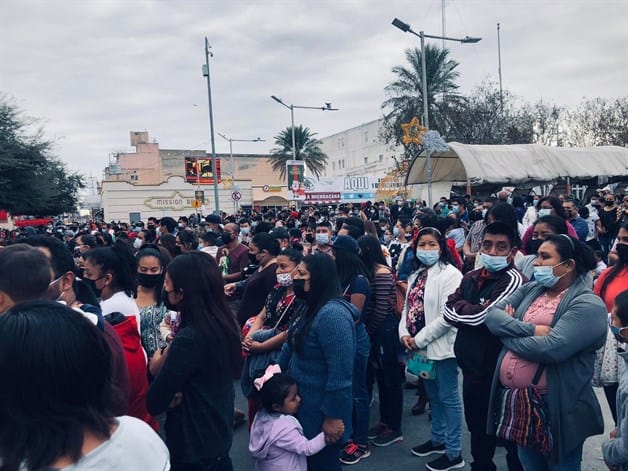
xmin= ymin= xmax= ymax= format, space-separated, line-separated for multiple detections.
xmin=381 ymin=45 xmax=464 ymax=147
xmin=269 ymin=125 xmax=328 ymax=180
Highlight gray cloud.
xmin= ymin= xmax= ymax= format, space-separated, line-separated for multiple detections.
xmin=1 ymin=0 xmax=626 ymax=182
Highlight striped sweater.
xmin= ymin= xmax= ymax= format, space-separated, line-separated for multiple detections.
xmin=444 ymin=266 xmax=526 ymax=377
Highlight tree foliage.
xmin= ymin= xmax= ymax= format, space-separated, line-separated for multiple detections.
xmin=446 ymin=80 xmax=538 ymax=144
xmin=381 ymin=45 xmax=464 ymax=154
xmin=562 ymin=97 xmax=628 ymax=147
xmin=0 ymin=98 xmax=84 ymax=215
xmin=269 ymin=125 xmax=328 ymax=180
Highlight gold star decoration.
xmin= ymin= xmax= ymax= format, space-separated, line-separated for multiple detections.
xmin=401 ymin=117 xmax=427 ymax=145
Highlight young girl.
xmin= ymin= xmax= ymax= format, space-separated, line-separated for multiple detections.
xmin=249 ymin=365 xmax=344 ymax=471
xmin=603 ymin=290 xmax=628 ymax=471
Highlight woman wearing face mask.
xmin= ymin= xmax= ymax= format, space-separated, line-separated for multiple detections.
xmin=516 ymin=216 xmax=568 ymax=279
xmin=134 ymin=245 xmax=171 ymax=359
xmin=520 ymin=196 xmax=578 ymax=255
xmin=279 ymin=253 xmax=357 ymax=471
xmin=225 ymin=232 xmax=279 ymax=327
xmin=388 ymin=221 xmax=409 ymax=271
xmin=82 ymin=241 xmax=157 ymax=431
xmin=175 ymin=229 xmax=199 ymax=254
xmin=486 ymin=235 xmax=607 ymax=469
xmin=597 ymin=194 xmax=621 ymax=260
xmin=399 ymin=227 xmax=465 ymax=471
xmin=593 ymin=221 xmax=628 ymax=426
xmin=241 ymin=248 xmax=307 ymax=425
xmin=147 ymin=252 xmax=241 ymax=470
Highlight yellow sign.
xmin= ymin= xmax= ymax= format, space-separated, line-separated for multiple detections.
xmin=191 ymin=200 xmax=201 ymax=209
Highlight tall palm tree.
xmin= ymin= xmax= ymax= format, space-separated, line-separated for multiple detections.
xmin=381 ymin=45 xmax=464 ymax=147
xmin=269 ymin=125 xmax=328 ymax=180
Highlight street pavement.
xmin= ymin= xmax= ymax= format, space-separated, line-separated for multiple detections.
xmin=230 ymin=374 xmax=615 ymax=470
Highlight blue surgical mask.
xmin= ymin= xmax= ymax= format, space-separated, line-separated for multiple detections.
xmin=538 ymin=208 xmax=551 ymax=217
xmin=482 ymin=209 xmax=488 ymax=218
xmin=451 ymin=205 xmax=460 ymax=214
xmin=610 ymin=325 xmax=627 ymax=343
xmin=533 ymin=199 xmax=539 ymax=207
xmin=241 ymin=227 xmax=250 ymax=236
xmin=416 ymin=249 xmax=440 ymax=266
xmin=533 ymin=261 xmax=568 ymax=288
xmin=480 ymin=253 xmax=510 ymax=272
xmin=315 ymin=233 xmax=329 ymax=245
xmin=393 ymin=227 xmax=399 ymax=237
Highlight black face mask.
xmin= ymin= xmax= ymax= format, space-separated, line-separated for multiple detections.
xmin=221 ymin=232 xmax=233 ymax=245
xmin=161 ymin=289 xmax=178 ymax=311
xmin=526 ymin=239 xmax=543 ymax=255
xmin=617 ymin=244 xmax=628 ymax=264
xmin=305 ymin=234 xmax=314 ymax=244
xmin=605 ymin=200 xmax=615 ymax=206
xmin=83 ymin=278 xmax=102 ymax=299
xmin=137 ymin=273 xmax=162 ymax=289
xmin=292 ymin=279 xmax=309 ymax=300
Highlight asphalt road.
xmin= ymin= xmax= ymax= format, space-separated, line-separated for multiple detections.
xmin=229 ymin=374 xmax=615 ymax=470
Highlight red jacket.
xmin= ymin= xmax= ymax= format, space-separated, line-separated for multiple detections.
xmin=110 ymin=315 xmax=158 ymax=431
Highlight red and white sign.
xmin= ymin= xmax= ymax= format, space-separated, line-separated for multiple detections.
xmin=231 ymin=191 xmax=242 ymax=201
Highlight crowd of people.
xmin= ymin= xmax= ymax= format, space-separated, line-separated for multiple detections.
xmin=0 ymin=187 xmax=627 ymax=471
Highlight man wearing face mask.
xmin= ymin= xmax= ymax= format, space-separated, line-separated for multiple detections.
xmin=563 ymin=199 xmax=588 ymax=242
xmin=310 ymin=221 xmax=333 ymax=256
xmin=444 ymin=223 xmax=526 ymax=471
xmin=219 ymin=223 xmax=250 ymax=284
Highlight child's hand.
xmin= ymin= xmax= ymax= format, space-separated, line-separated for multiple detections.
xmin=505 ymin=304 xmax=515 ymax=317
xmin=610 ymin=428 xmax=618 ymax=439
xmin=322 ymin=418 xmax=344 ymax=444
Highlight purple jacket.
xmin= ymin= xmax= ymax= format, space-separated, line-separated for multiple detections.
xmin=249 ymin=410 xmax=326 ymax=471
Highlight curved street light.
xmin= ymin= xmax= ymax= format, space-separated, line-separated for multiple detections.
xmin=392 ymin=17 xmax=481 ymax=206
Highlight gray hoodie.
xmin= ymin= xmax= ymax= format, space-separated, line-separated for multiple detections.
xmin=249 ymin=410 xmax=326 ymax=471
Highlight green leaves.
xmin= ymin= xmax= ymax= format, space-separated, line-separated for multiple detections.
xmin=0 ymin=98 xmax=84 ymax=215
xmin=269 ymin=125 xmax=328 ymax=180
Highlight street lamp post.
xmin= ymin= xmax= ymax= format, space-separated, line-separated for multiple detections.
xmin=270 ymin=96 xmax=338 ymax=161
xmin=392 ymin=18 xmax=481 ymax=206
xmin=217 ymin=133 xmax=265 ymax=212
xmin=202 ymin=37 xmax=221 ymax=215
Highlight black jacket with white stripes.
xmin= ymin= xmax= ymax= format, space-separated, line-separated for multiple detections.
xmin=444 ymin=265 xmax=526 ymax=378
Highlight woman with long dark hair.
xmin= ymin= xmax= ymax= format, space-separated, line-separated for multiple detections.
xmin=358 ymin=235 xmax=404 ymax=448
xmin=331 ymin=235 xmax=372 ymax=465
xmin=241 ymin=248 xmax=307 ymax=424
xmin=399 ymin=227 xmax=464 ymax=470
xmin=147 ymin=251 xmax=241 ymax=470
xmin=0 ymin=300 xmax=169 ymax=471
xmin=280 ymin=253 xmax=357 ymax=471
xmin=134 ymin=244 xmax=170 ymax=358
xmin=82 ymin=242 xmax=156 ymax=431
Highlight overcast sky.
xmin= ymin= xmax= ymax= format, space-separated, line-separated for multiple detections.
xmin=1 ymin=0 xmax=627 ymax=184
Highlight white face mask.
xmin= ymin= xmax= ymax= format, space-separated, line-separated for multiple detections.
xmin=133 ymin=238 xmax=142 ymax=249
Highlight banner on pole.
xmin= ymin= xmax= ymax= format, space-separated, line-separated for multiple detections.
xmin=286 ymin=160 xmax=306 ymax=201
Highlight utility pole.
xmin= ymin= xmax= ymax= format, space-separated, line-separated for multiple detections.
xmin=497 ymin=23 xmax=503 ymax=111
xmin=203 ymin=37 xmax=220 ymax=215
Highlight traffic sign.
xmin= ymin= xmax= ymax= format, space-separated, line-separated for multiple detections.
xmin=231 ymin=191 xmax=242 ymax=201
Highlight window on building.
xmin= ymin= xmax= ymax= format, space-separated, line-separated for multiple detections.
xmin=364 ymin=156 xmax=368 ymax=164
xmin=364 ymin=131 xmax=368 ymax=143
xmin=379 ymin=154 xmax=384 ymax=162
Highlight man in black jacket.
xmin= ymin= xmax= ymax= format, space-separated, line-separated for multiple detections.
xmin=444 ymin=222 xmax=526 ymax=471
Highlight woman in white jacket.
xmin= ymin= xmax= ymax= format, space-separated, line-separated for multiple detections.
xmin=399 ymin=227 xmax=464 ymax=471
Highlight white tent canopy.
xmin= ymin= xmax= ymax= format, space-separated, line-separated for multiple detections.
xmin=405 ymin=142 xmax=628 ymax=186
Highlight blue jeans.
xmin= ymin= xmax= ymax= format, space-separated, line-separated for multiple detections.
xmin=517 ymin=442 xmax=583 ymax=471
xmin=344 ymin=323 xmax=370 ymax=446
xmin=423 ymin=357 xmax=463 ymax=459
